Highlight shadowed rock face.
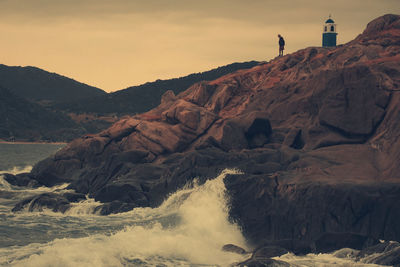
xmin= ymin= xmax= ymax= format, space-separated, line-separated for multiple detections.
xmin=11 ymin=14 xmax=400 ymax=249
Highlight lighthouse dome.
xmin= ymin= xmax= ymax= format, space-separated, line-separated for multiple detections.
xmin=325 ymin=18 xmax=334 ymax=23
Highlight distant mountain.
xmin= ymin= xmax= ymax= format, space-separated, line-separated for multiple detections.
xmin=56 ymin=61 xmax=259 ymax=114
xmin=0 ymin=61 xmax=259 ymax=141
xmin=0 ymin=86 xmax=85 ymax=142
xmin=0 ymin=64 xmax=106 ymax=105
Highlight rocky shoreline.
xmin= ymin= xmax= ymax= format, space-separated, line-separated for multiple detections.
xmin=4 ymin=14 xmax=400 ymax=265
xmin=223 ymin=240 xmax=400 ymax=266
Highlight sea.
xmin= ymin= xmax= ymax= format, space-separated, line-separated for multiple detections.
xmin=0 ymin=143 xmax=388 ymax=266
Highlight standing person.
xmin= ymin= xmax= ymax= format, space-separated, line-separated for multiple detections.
xmin=278 ymin=34 xmax=285 ymax=56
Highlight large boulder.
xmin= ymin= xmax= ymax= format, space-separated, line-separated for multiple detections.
xmin=3 ymin=173 xmax=41 ymax=188
xmin=12 ymin=192 xmax=86 ymax=213
xmin=225 ymin=172 xmax=400 ymax=247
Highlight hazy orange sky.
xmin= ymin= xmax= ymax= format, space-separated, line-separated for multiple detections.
xmin=0 ymin=0 xmax=399 ymax=92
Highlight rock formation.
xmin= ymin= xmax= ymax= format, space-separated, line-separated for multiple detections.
xmin=9 ymin=14 xmax=400 ymax=254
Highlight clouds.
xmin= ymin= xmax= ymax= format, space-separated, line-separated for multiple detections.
xmin=0 ymin=0 xmax=399 ymax=91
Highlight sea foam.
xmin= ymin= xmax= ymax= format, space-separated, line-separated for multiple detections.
xmin=0 ymin=169 xmax=249 ymax=267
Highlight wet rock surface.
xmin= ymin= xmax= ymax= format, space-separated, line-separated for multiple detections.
xmin=12 ymin=192 xmax=86 ymax=213
xmin=10 ymin=14 xmax=400 ymax=255
xmin=237 ymin=258 xmax=290 ymax=267
xmin=3 ymin=173 xmax=41 ymax=188
xmin=222 ymin=244 xmax=248 ymax=255
xmin=358 ymin=241 xmax=400 ymax=266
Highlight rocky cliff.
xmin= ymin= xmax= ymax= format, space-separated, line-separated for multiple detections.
xmin=9 ymin=14 xmax=400 ymax=252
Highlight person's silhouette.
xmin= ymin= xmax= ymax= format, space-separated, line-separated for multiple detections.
xmin=278 ymin=34 xmax=285 ymax=56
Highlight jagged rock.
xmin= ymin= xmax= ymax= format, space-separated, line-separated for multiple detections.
xmin=30 ymin=158 xmax=72 ymax=187
xmin=94 ymin=201 xmax=138 ymax=215
xmin=283 ymin=128 xmax=304 ymax=149
xmin=332 ymin=248 xmax=360 ymax=259
xmin=368 ymin=247 xmax=400 ymax=266
xmin=182 ymin=82 xmax=217 ymax=106
xmin=62 ymin=192 xmax=86 ymax=202
xmin=318 ymin=66 xmax=389 ymax=136
xmin=314 ymin=232 xmax=379 ymax=253
xmin=99 ymin=118 xmax=140 ymax=140
xmin=12 ymin=198 xmax=34 ymax=212
xmin=13 ymin=193 xmax=70 ymax=213
xmin=222 ymin=244 xmax=247 ymax=254
xmin=94 ymin=184 xmax=148 ymax=205
xmin=360 ymin=14 xmax=400 ymax=37
xmin=2 ymin=173 xmax=41 ymax=188
xmin=238 ymin=258 xmax=290 ymax=267
xmin=161 ymin=99 xmax=217 ymax=135
xmin=14 ymin=14 xmax=400 ymax=252
xmin=237 ymin=245 xmax=291 ymax=267
xmin=210 ymin=119 xmax=248 ymax=151
xmin=252 ymin=246 xmax=289 ymax=259
xmin=12 ymin=192 xmax=86 ymax=213
xmin=200 ymin=112 xmax=272 ymax=151
xmin=225 ymin=172 xmax=400 ymax=248
xmin=358 ymin=241 xmax=400 ymax=266
xmin=160 ymin=90 xmax=176 ymax=104
xmin=358 ymin=241 xmax=400 ymax=259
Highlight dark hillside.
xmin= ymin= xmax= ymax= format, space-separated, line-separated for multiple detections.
xmin=56 ymin=61 xmax=259 ymax=114
xmin=0 ymin=62 xmax=258 ymax=140
xmin=0 ymin=64 xmax=106 ymax=105
xmin=0 ymin=86 xmax=84 ymax=142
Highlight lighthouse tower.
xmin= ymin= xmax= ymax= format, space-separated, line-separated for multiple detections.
xmin=322 ymin=15 xmax=337 ymax=47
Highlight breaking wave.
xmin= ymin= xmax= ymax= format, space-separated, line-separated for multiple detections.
xmin=0 ymin=169 xmax=249 ymax=266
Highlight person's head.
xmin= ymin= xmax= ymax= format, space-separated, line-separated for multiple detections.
xmin=278 ymin=34 xmax=281 ymax=38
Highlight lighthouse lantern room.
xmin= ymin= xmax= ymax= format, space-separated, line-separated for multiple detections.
xmin=322 ymin=15 xmax=337 ymax=47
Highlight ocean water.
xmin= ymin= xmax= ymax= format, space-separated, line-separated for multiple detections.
xmin=0 ymin=143 xmax=65 ymax=172
xmin=0 ymin=144 xmax=389 ymax=266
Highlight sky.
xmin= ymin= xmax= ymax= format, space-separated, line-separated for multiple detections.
xmin=0 ymin=0 xmax=399 ymax=92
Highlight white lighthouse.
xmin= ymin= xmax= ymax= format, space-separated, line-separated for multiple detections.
xmin=322 ymin=15 xmax=337 ymax=47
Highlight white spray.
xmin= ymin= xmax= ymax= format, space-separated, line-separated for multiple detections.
xmin=1 ymin=169 xmax=249 ymax=267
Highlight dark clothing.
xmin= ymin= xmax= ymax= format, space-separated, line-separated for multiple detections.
xmin=279 ymin=37 xmax=285 ymax=47
xmin=278 ymin=36 xmax=285 ymax=56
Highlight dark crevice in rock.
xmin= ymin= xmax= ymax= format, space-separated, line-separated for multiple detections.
xmin=290 ymin=130 xmax=304 ymax=149
xmin=352 ymin=207 xmax=371 ymax=228
xmin=319 ymin=122 xmax=371 ymax=140
xmin=347 ymin=196 xmax=356 ymax=219
xmin=367 ymin=110 xmax=388 ymax=141
xmin=164 ymin=116 xmax=180 ymax=125
xmin=189 ymin=117 xmax=220 ymax=148
xmin=245 ymin=118 xmax=272 ymax=148
xmin=140 ymin=183 xmax=150 ymax=192
xmin=314 ymin=139 xmax=365 ymax=150
xmin=381 ymin=206 xmax=392 ymax=238
xmin=273 ymin=175 xmax=279 ymax=198
xmin=330 ymin=212 xmax=340 ymax=225
xmin=109 ymin=163 xmax=123 ymax=178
